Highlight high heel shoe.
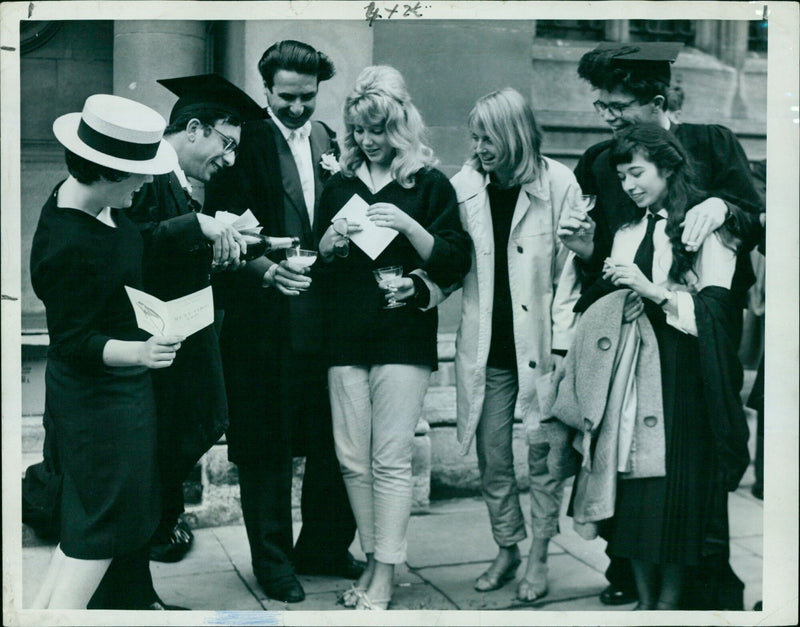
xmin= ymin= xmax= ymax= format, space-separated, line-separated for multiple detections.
xmin=474 ymin=556 xmax=522 ymax=592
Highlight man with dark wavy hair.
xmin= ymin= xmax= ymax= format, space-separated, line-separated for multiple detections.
xmin=205 ymin=40 xmax=362 ymax=604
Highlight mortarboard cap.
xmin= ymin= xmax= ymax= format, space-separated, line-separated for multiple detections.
xmin=158 ymin=73 xmax=266 ymax=124
xmin=592 ymin=42 xmax=682 ymax=84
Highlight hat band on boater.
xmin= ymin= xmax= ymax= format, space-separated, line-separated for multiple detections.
xmin=77 ymin=119 xmax=161 ymax=161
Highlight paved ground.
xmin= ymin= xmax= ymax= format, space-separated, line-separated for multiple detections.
xmin=21 ymin=477 xmax=763 ymax=613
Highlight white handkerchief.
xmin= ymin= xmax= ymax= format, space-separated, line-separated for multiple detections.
xmin=332 ymin=194 xmax=398 ymax=260
xmin=125 ymin=286 xmax=214 ymax=338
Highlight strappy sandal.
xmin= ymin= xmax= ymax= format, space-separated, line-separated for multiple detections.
xmin=337 ymin=584 xmax=366 ymax=608
xmin=474 ymin=557 xmax=521 ymax=592
xmin=354 ymin=589 xmax=390 ymax=610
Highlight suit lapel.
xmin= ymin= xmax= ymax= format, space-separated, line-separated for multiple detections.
xmin=270 ymin=120 xmax=312 ymax=235
xmin=309 ymin=122 xmax=327 ymax=217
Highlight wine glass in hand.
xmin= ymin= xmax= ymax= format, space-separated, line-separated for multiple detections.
xmin=373 ymin=265 xmax=405 ymax=309
xmin=574 ymin=194 xmax=596 ymax=219
xmin=285 ymin=247 xmax=318 ymax=291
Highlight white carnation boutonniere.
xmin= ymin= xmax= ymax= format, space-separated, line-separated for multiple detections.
xmin=320 ymin=152 xmax=341 ymax=175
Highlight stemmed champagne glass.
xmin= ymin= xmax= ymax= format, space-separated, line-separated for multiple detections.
xmin=285 ymin=247 xmax=318 ymax=291
xmin=574 ymin=194 xmax=596 ymax=218
xmin=373 ymin=265 xmax=405 ymax=309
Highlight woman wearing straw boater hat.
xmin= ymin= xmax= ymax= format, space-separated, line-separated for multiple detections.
xmin=29 ymin=94 xmax=183 ymax=609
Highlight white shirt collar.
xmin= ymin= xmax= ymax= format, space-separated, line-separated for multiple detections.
xmin=267 ymin=106 xmax=311 ymax=142
xmin=648 ymin=208 xmax=669 ymax=219
xmin=172 ymin=164 xmax=192 ymax=193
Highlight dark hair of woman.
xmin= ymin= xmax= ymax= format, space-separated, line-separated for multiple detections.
xmin=257 ymin=40 xmax=335 ymax=89
xmin=609 ymin=123 xmax=711 ymax=284
xmin=64 ymin=149 xmax=131 ymax=184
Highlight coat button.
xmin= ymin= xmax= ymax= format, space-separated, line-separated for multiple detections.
xmin=528 ymin=360 xmax=537 ymax=369
xmin=517 ymin=245 xmax=524 ymax=253
xmin=597 ymin=336 xmax=612 ymax=351
xmin=643 ymin=415 xmax=658 ymax=427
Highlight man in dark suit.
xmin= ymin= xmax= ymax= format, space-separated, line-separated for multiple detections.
xmin=205 ymin=40 xmax=361 ymax=604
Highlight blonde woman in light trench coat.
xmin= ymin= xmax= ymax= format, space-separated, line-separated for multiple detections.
xmin=429 ymin=88 xmax=582 ymax=601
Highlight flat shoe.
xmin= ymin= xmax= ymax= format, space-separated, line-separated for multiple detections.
xmin=354 ymin=589 xmax=390 ymax=610
xmin=338 ymin=584 xmax=366 ymax=608
xmin=474 ymin=557 xmax=521 ymax=592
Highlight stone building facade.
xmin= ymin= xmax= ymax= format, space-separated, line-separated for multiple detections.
xmin=19 ymin=19 xmax=767 ymax=526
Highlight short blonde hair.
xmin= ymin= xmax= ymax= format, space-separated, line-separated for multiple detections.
xmin=341 ymin=65 xmax=437 ymax=188
xmin=467 ymin=87 xmax=545 ymax=186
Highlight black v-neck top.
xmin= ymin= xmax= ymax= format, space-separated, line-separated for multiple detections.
xmin=30 ymin=183 xmax=148 ymax=372
xmin=314 ymin=168 xmax=470 ymax=369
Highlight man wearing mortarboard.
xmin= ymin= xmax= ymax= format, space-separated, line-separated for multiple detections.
xmin=87 ymin=74 xmax=265 ymax=610
xmin=557 ymin=42 xmax=763 ymax=611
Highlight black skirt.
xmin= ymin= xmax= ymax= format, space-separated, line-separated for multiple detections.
xmin=607 ymin=314 xmax=718 ymax=566
xmin=45 ymin=359 xmax=160 ymax=559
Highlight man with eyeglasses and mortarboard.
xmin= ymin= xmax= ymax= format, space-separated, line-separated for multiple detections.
xmin=87 ymin=74 xmax=265 ymax=610
xmin=557 ymin=42 xmax=763 ymax=611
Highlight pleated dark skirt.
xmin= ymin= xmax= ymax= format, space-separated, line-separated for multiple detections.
xmin=45 ymin=359 xmax=160 ymax=559
xmin=607 ymin=315 xmax=716 ymax=566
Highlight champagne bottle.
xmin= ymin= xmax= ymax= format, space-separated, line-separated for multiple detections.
xmin=240 ymin=234 xmax=300 ymax=261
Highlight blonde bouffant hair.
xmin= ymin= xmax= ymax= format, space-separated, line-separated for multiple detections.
xmin=340 ymin=65 xmax=437 ymax=189
xmin=467 ymin=87 xmax=546 ymax=187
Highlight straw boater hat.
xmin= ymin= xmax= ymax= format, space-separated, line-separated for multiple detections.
xmin=52 ymin=94 xmax=177 ymax=175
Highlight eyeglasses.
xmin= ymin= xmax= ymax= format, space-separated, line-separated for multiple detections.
xmin=592 ymin=98 xmax=640 ymax=118
xmin=210 ymin=126 xmax=239 ymax=155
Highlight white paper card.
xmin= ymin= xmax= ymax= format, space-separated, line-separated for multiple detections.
xmin=125 ymin=285 xmax=214 ymax=338
xmin=332 ymin=194 xmax=398 ymax=260
xmin=214 ymin=209 xmax=261 ymax=233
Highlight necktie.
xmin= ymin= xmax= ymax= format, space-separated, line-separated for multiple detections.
xmin=633 ymin=213 xmax=663 ymax=282
xmin=287 ymin=127 xmax=315 ymax=223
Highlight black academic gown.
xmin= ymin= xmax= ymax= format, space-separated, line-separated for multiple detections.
xmin=126 ymin=171 xmax=229 ymax=491
xmin=205 ymin=115 xmax=357 ymax=582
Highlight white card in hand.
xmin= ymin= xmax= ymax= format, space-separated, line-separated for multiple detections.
xmin=214 ymin=209 xmax=261 ymax=233
xmin=331 ymin=194 xmax=398 ymax=260
xmin=125 ymin=285 xmax=214 ymax=338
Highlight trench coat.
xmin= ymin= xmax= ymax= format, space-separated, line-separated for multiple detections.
xmin=446 ymin=161 xmax=581 ymax=455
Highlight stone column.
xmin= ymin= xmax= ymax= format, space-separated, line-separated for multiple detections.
xmin=113 ymin=21 xmax=208 ymax=122
xmin=605 ymin=20 xmax=630 ymax=43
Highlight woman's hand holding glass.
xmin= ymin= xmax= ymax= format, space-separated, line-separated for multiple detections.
xmin=373 ymin=265 xmax=406 ymax=308
xmin=557 ymin=190 xmax=597 ymax=260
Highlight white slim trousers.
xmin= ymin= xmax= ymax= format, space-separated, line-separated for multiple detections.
xmin=328 ymin=364 xmax=431 ymax=564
